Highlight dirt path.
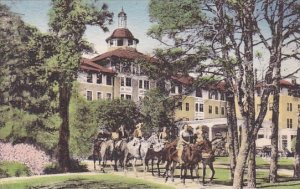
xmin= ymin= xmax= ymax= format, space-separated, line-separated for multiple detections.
xmin=84 ymin=160 xmax=232 ymax=189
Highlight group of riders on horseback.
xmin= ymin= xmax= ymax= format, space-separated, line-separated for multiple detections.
xmin=93 ymin=122 xmax=216 ymax=184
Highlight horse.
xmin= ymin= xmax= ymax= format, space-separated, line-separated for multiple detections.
xmin=198 ymin=139 xmax=215 ymax=185
xmin=112 ymin=138 xmax=128 ymax=171
xmin=93 ymin=139 xmax=114 ymax=172
xmin=123 ymin=137 xmax=149 ymax=177
xmin=145 ymin=134 xmax=165 ymax=176
xmin=180 ymin=143 xmax=205 ymax=184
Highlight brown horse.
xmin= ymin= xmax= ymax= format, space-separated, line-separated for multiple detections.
xmin=197 ymin=139 xmax=215 ymax=185
xmin=164 ymin=142 xmax=205 ymax=184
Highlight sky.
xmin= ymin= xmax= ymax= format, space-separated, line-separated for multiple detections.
xmin=1 ymin=0 xmax=299 ymax=78
xmin=1 ymin=0 xmax=162 ymax=57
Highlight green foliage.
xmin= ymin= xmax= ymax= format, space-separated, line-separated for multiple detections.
xmin=94 ymin=99 xmax=141 ymax=133
xmin=0 ymin=161 xmax=31 ymax=178
xmin=69 ymin=85 xmax=97 ymax=158
xmin=148 ymin=0 xmax=206 ymax=39
xmin=140 ymin=89 xmax=175 ymax=135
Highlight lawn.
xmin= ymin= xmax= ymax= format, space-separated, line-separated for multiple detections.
xmin=215 ymin=156 xmax=294 ymax=170
xmin=0 ymin=173 xmax=175 ymax=189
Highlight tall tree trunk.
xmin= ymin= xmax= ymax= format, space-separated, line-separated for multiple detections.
xmin=294 ymin=118 xmax=300 ymax=178
xmin=233 ymin=122 xmax=250 ymax=189
xmin=226 ymin=92 xmax=239 ymax=181
xmin=269 ymin=79 xmax=280 ymax=182
xmin=247 ymin=142 xmax=256 ymax=188
xmin=57 ymin=83 xmax=72 ymax=172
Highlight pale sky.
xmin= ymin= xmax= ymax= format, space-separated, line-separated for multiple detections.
xmin=1 ymin=0 xmax=162 ymax=56
xmin=2 ymin=0 xmax=299 ymax=78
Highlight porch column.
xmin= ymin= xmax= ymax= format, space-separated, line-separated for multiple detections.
xmin=208 ymin=125 xmax=213 ymax=141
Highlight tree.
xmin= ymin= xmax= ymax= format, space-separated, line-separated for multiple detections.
xmin=94 ymin=99 xmax=140 ymax=134
xmin=0 ymin=3 xmax=60 ymax=152
xmin=140 ymin=89 xmax=176 ymax=136
xmin=48 ymin=0 xmax=113 ymax=172
xmin=252 ymin=0 xmax=300 ymax=182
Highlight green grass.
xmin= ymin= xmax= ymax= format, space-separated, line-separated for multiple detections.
xmin=0 ymin=173 xmax=175 ymax=189
xmin=0 ymin=161 xmax=30 ymax=178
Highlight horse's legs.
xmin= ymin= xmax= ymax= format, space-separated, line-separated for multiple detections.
xmin=171 ymin=161 xmax=177 ymax=182
xmin=180 ymin=164 xmax=183 ymax=179
xmin=209 ymin=162 xmax=215 ymax=183
xmin=183 ymin=165 xmax=187 ymax=184
xmin=133 ymin=158 xmax=138 ymax=177
xmin=157 ymin=158 xmax=161 ymax=177
xmin=164 ymin=161 xmax=171 ymax=182
xmin=151 ymin=158 xmax=154 ymax=176
xmin=202 ymin=162 xmax=206 ymax=185
xmin=93 ymin=150 xmax=97 ymax=170
xmin=195 ymin=163 xmax=200 ymax=183
xmin=190 ymin=165 xmax=194 ymax=182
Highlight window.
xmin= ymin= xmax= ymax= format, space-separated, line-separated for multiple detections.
xmin=186 ymin=103 xmax=189 ymax=111
xmin=196 ymin=89 xmax=202 ymax=97
xmin=86 ymin=91 xmax=92 ymax=101
xmin=258 ymin=134 xmax=264 ymax=139
xmin=171 ymin=84 xmax=176 ymax=94
xmin=126 ymin=95 xmax=131 ymax=100
xmin=178 ymin=85 xmax=183 ymax=94
xmin=209 ymin=91 xmax=213 ymax=99
xmin=87 ymin=73 xmax=93 ymax=83
xmin=106 ymin=75 xmax=113 ymax=85
xmin=178 ymin=102 xmax=182 ymax=110
xmin=287 ymin=103 xmax=292 ymax=111
xmin=128 ymin=39 xmax=133 ymax=46
xmin=121 ymin=77 xmax=124 ymax=86
xmin=126 ymin=78 xmax=131 ymax=87
xmin=121 ymin=94 xmax=124 ymax=99
xmin=220 ymin=93 xmax=225 ymax=101
xmin=200 ymin=104 xmax=204 ymax=112
xmin=195 ymin=103 xmax=199 ymax=112
xmin=96 ymin=73 xmax=102 ymax=84
xmin=117 ymin=39 xmax=123 ymax=46
xmin=215 ymin=106 xmax=219 ymax=114
xmin=144 ymin=80 xmax=150 ymax=90
xmin=282 ymin=135 xmax=288 ymax=149
xmin=106 ymin=93 xmax=112 ymax=100
xmin=269 ymin=103 xmax=273 ymax=111
xmin=287 ymin=119 xmax=293 ymax=128
xmin=257 ymin=88 xmax=261 ymax=97
xmin=110 ymin=40 xmax=113 ymax=46
xmin=97 ymin=92 xmax=102 ymax=100
xmin=139 ymin=80 xmax=143 ymax=88
xmin=215 ymin=92 xmax=219 ymax=100
xmin=221 ymin=107 xmax=225 ymax=115
xmin=209 ymin=106 xmax=212 ymax=114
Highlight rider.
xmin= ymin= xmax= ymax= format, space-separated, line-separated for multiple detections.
xmin=118 ymin=124 xmax=128 ymax=140
xmin=133 ymin=123 xmax=143 ymax=158
xmin=96 ymin=128 xmax=110 ymax=142
xmin=158 ymin=126 xmax=168 ymax=143
xmin=133 ymin=123 xmax=143 ymax=140
xmin=177 ymin=123 xmax=192 ymax=164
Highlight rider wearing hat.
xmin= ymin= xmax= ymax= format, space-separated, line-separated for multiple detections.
xmin=133 ymin=123 xmax=143 ymax=139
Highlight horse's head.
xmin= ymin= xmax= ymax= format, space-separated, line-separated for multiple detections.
xmin=147 ymin=133 xmax=159 ymax=144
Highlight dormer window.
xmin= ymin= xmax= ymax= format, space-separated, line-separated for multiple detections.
xmin=117 ymin=39 xmax=123 ymax=46
xmin=128 ymin=39 xmax=133 ymax=46
xmin=87 ymin=73 xmax=92 ymax=83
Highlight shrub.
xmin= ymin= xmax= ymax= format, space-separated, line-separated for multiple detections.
xmin=0 ymin=161 xmax=31 ymax=177
xmin=0 ymin=142 xmax=51 ymax=175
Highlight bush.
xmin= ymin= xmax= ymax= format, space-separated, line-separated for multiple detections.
xmin=0 ymin=142 xmax=51 ymax=175
xmin=0 ymin=161 xmax=31 ymax=177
